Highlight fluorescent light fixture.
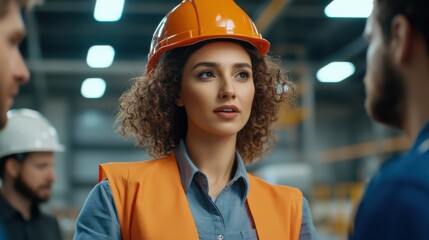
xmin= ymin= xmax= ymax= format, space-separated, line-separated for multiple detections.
xmin=317 ymin=61 xmax=355 ymax=83
xmin=325 ymin=0 xmax=373 ymax=18
xmin=86 ymin=45 xmax=115 ymax=68
xmin=81 ymin=78 xmax=107 ymax=98
xmin=94 ymin=0 xmax=125 ymax=22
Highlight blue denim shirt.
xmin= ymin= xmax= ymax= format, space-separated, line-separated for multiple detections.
xmin=74 ymin=141 xmax=317 ymax=239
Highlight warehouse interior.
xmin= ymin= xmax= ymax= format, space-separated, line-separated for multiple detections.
xmin=8 ymin=0 xmax=410 ymax=239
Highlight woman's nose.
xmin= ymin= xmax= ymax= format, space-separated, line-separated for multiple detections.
xmin=218 ymin=79 xmax=236 ymax=100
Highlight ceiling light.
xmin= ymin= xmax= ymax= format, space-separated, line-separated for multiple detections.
xmin=81 ymin=78 xmax=107 ymax=98
xmin=317 ymin=62 xmax=355 ymax=83
xmin=94 ymin=0 xmax=125 ymax=22
xmin=86 ymin=45 xmax=115 ymax=68
xmin=325 ymin=0 xmax=373 ymax=18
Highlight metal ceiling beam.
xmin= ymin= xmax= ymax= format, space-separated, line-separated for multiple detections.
xmin=317 ymin=36 xmax=367 ymax=68
xmin=255 ymin=0 xmax=291 ymax=34
xmin=27 ymin=59 xmax=146 ymax=75
xmin=39 ymin=23 xmax=155 ymax=36
xmin=308 ymin=20 xmax=354 ymax=45
xmin=27 ymin=59 xmax=301 ymax=76
xmin=37 ymin=2 xmax=174 ymax=14
xmin=280 ymin=5 xmax=324 ymax=18
xmin=37 ymin=2 xmax=260 ymax=15
xmin=322 ymin=135 xmax=410 ymax=163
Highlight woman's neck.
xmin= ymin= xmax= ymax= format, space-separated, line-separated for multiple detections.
xmin=185 ymin=134 xmax=237 ymax=197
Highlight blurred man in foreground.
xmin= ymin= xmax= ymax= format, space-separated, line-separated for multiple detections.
xmin=351 ymin=0 xmax=429 ymax=239
xmin=1 ymin=0 xmax=39 ymax=238
xmin=0 ymin=0 xmax=35 ymax=129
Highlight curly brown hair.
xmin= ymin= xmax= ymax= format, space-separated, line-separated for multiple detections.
xmin=117 ymin=39 xmax=295 ymax=165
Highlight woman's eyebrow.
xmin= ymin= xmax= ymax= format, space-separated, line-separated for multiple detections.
xmin=191 ymin=62 xmax=219 ymax=70
xmin=233 ymin=63 xmax=252 ymax=69
xmin=191 ymin=62 xmax=251 ymax=70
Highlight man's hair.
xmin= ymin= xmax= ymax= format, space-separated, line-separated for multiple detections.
xmin=376 ymin=0 xmax=429 ymax=53
xmin=0 ymin=153 xmax=28 ymax=179
xmin=0 ymin=0 xmax=41 ymax=18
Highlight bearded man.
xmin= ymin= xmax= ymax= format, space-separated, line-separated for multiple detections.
xmin=351 ymin=0 xmax=429 ymax=239
xmin=0 ymin=109 xmax=64 ymax=240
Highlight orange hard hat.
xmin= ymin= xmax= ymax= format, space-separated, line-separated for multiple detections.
xmin=147 ymin=0 xmax=270 ymax=73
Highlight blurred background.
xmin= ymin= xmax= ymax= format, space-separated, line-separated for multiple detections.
xmin=12 ymin=0 xmax=409 ymax=239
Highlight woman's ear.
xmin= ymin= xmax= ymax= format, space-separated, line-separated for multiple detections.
xmin=176 ymin=98 xmax=184 ymax=107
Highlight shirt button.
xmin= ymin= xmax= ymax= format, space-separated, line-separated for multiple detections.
xmin=217 ymin=235 xmax=224 ymax=240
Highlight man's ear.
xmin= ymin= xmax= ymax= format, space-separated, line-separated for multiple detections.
xmin=390 ymin=15 xmax=412 ymax=64
xmin=4 ymin=158 xmax=20 ymax=178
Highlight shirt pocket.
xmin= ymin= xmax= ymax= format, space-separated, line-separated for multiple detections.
xmin=240 ymin=229 xmax=258 ymax=240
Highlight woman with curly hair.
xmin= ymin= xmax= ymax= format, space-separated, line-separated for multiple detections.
xmin=74 ymin=0 xmax=317 ymax=239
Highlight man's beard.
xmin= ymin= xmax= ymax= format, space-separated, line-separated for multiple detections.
xmin=14 ymin=173 xmax=50 ymax=203
xmin=366 ymin=53 xmax=405 ymax=129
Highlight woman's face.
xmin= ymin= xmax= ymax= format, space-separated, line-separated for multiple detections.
xmin=178 ymin=41 xmax=254 ymax=139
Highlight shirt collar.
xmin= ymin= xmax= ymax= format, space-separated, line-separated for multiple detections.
xmin=175 ymin=140 xmax=200 ymax=193
xmin=0 ymin=193 xmax=16 ymax=221
xmin=174 ymin=140 xmax=250 ymax=203
xmin=413 ymin=121 xmax=429 ymax=154
xmin=0 ymin=191 xmax=41 ymax=221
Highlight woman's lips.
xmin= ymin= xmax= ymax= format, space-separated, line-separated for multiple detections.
xmin=214 ymin=105 xmax=240 ymax=119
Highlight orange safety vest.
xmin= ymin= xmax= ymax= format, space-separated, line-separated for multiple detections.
xmin=99 ymin=153 xmax=303 ymax=240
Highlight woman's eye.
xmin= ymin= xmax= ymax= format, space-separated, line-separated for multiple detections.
xmin=236 ymin=71 xmax=250 ymax=80
xmin=198 ymin=72 xmax=214 ymax=79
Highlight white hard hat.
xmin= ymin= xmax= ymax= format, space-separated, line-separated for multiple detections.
xmin=0 ymin=109 xmax=65 ymax=158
